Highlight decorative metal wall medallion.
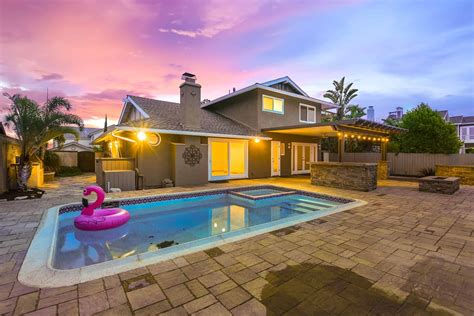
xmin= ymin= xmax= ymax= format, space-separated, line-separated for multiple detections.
xmin=183 ymin=145 xmax=202 ymax=167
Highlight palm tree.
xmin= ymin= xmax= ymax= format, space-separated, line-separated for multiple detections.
xmin=323 ymin=77 xmax=358 ymax=120
xmin=4 ymin=93 xmax=83 ymax=190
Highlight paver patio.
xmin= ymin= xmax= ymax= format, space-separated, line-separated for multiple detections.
xmin=0 ymin=175 xmax=473 ymax=315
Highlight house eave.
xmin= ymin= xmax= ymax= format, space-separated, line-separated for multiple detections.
xmin=93 ymin=126 xmax=272 ymax=144
xmin=118 ymin=96 xmax=151 ymax=124
xmin=201 ymin=84 xmax=338 ymax=110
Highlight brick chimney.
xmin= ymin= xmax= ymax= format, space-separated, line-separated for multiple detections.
xmin=180 ymin=72 xmax=201 ymax=129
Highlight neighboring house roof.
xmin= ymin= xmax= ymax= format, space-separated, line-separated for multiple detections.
xmin=122 ymin=95 xmax=258 ymax=136
xmin=462 ymin=116 xmax=474 ymax=124
xmin=200 ymin=78 xmax=337 ymax=110
xmin=50 ymin=141 xmax=93 ymax=152
xmin=436 ymin=110 xmax=448 ymax=120
xmin=449 ymin=115 xmax=474 ymax=124
xmin=63 ymin=127 xmax=101 ymax=140
xmin=449 ymin=115 xmax=463 ymax=124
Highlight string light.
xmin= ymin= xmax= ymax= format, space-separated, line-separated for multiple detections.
xmin=337 ymin=133 xmax=390 ymax=142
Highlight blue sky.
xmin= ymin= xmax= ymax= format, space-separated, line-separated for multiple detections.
xmin=1 ymin=0 xmax=473 ymax=126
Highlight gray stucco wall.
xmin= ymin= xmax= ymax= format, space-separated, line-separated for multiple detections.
xmin=172 ymin=136 xmax=208 ymax=186
xmin=205 ymin=88 xmax=322 ymax=132
xmin=248 ymin=140 xmax=271 ymax=178
xmin=264 ymin=133 xmax=320 ymax=177
xmin=256 ymin=89 xmax=322 ymax=130
xmin=206 ymin=90 xmax=259 ymax=130
xmin=123 ymin=134 xmax=179 ymax=188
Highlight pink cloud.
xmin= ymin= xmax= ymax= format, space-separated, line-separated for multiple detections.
xmin=0 ymin=0 xmax=358 ymax=127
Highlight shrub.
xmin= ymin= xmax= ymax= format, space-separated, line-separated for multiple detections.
xmin=56 ymin=166 xmax=82 ymax=177
xmin=44 ymin=151 xmax=60 ymax=172
xmin=419 ymin=167 xmax=435 ymax=177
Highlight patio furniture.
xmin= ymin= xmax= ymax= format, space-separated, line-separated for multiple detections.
xmin=419 ymin=176 xmax=460 ymax=194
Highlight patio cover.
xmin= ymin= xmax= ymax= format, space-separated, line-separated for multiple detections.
xmin=262 ymin=119 xmax=406 ymax=162
xmin=262 ymin=118 xmax=405 ymax=137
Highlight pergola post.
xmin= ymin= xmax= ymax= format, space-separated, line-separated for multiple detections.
xmin=378 ymin=139 xmax=389 ymax=180
xmin=381 ymin=141 xmax=387 ymax=161
xmin=337 ymin=134 xmax=345 ymax=162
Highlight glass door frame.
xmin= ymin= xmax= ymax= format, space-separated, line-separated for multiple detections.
xmin=291 ymin=142 xmax=318 ymax=175
xmin=208 ymin=138 xmax=249 ymax=181
xmin=271 ymin=141 xmax=281 ymax=176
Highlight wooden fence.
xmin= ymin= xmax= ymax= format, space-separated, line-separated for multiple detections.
xmin=95 ymin=158 xmax=135 ymax=188
xmin=328 ymin=153 xmax=474 ymax=176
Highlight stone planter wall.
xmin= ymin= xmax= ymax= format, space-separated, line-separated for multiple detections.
xmin=419 ymin=176 xmax=460 ymax=194
xmin=435 ymin=165 xmax=474 ymax=185
xmin=310 ymin=162 xmax=377 ymax=191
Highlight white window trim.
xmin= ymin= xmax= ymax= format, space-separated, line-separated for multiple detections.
xmin=262 ymin=94 xmax=285 ymax=115
xmin=299 ymin=103 xmax=316 ymax=123
xmin=208 ymin=138 xmax=249 ymax=181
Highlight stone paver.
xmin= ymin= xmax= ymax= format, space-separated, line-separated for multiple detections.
xmin=0 ymin=175 xmax=473 ymax=315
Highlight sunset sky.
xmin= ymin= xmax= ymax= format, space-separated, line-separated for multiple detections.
xmin=1 ymin=0 xmax=473 ymax=127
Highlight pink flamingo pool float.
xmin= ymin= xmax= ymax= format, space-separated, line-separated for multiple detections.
xmin=74 ymin=185 xmax=130 ymax=231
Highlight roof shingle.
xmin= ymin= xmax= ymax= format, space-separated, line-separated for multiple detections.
xmin=124 ymin=95 xmax=257 ymax=136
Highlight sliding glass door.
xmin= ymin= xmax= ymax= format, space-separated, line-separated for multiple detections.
xmin=209 ymin=139 xmax=248 ymax=181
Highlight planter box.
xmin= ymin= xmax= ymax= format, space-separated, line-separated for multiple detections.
xmin=436 ymin=165 xmax=474 ymax=185
xmin=419 ymin=176 xmax=459 ymax=194
xmin=43 ymin=172 xmax=55 ymax=182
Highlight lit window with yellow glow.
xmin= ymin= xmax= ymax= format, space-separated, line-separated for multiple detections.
xmin=262 ymin=95 xmax=284 ymax=114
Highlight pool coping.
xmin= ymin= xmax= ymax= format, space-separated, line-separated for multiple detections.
xmin=18 ymin=185 xmax=366 ymax=288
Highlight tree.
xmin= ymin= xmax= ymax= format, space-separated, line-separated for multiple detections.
xmin=4 ymin=94 xmax=83 ymax=190
xmin=323 ymin=77 xmax=358 ymax=120
xmin=345 ymin=105 xmax=366 ymax=119
xmin=386 ymin=103 xmax=462 ymax=154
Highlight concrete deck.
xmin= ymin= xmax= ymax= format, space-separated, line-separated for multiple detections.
xmin=0 ymin=175 xmax=473 ymax=315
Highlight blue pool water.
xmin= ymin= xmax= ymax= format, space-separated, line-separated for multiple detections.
xmin=53 ymin=192 xmax=342 ymax=269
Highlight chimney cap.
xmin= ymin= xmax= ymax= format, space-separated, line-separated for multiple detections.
xmin=181 ymin=72 xmax=196 ymax=80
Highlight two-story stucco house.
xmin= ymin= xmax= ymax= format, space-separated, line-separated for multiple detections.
xmin=449 ymin=115 xmax=474 ymax=153
xmin=94 ymin=73 xmax=340 ymax=188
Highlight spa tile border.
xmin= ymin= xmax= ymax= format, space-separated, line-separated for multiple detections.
xmin=58 ymin=185 xmax=354 ymax=215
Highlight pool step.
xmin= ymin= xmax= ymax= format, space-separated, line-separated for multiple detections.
xmin=281 ymin=202 xmax=322 ymax=213
xmin=291 ymin=198 xmax=336 ymax=208
xmin=280 ymin=205 xmax=314 ymax=214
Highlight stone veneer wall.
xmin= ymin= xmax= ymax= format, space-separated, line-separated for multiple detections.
xmin=436 ymin=165 xmax=474 ymax=185
xmin=310 ymin=162 xmax=378 ymax=191
xmin=419 ymin=176 xmax=459 ymax=194
xmin=377 ymin=160 xmax=389 ymax=180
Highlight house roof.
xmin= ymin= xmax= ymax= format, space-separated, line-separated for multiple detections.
xmin=200 ymin=78 xmax=338 ymax=110
xmin=261 ymin=76 xmax=309 ymax=97
xmin=50 ymin=141 xmax=93 ymax=152
xmin=63 ymin=127 xmax=101 ymax=140
xmin=436 ymin=110 xmax=448 ymax=120
xmin=121 ymin=95 xmax=258 ymax=137
xmin=449 ymin=115 xmax=474 ymax=124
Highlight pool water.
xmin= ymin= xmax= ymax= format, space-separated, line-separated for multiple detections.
xmin=53 ymin=193 xmax=341 ymax=269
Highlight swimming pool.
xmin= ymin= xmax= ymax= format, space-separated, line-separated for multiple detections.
xmin=20 ymin=185 xmax=365 ymax=287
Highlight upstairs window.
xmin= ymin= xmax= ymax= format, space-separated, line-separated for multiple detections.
xmin=299 ymin=104 xmax=316 ymax=123
xmin=262 ymin=95 xmax=284 ymax=114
